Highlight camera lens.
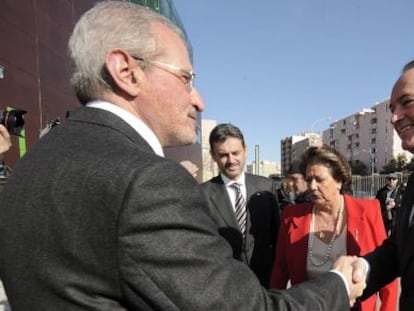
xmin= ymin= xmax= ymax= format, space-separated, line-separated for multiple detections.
xmin=0 ymin=109 xmax=26 ymax=136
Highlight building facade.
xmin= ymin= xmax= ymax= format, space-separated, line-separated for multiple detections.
xmin=280 ymin=132 xmax=322 ymax=176
xmin=322 ymin=99 xmax=412 ymax=173
xmin=0 ymin=0 xmax=202 ymax=172
xmin=200 ymin=119 xmax=218 ymax=182
xmin=246 ymin=160 xmax=280 ymax=177
xmin=281 ymin=99 xmax=412 ymax=176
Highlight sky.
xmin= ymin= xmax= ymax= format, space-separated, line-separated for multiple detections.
xmin=173 ymin=0 xmax=414 ymax=163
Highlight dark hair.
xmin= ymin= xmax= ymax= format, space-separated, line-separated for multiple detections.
xmin=209 ymin=123 xmax=245 ymax=150
xmin=403 ymin=60 xmax=414 ymax=73
xmin=288 ymin=160 xmax=302 ymax=175
xmin=300 ymin=144 xmax=352 ymax=194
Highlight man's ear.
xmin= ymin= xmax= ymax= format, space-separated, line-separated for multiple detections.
xmin=210 ymin=149 xmax=218 ymax=162
xmin=105 ymin=49 xmax=143 ymax=97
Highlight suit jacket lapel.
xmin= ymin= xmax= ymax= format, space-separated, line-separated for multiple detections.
xmin=244 ymin=175 xmax=258 ymax=256
xmin=290 ymin=204 xmax=313 ymax=281
xmin=344 ymin=195 xmax=366 ymax=255
xmin=400 ymin=173 xmax=414 ymax=271
xmin=209 ymin=177 xmax=239 ymax=228
xmin=245 ymin=175 xmax=256 ymax=230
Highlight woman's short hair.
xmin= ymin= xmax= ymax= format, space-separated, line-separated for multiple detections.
xmin=300 ymin=144 xmax=352 ymax=194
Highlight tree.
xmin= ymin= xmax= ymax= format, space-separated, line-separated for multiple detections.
xmin=404 ymin=157 xmax=414 ymax=172
xmin=396 ymin=153 xmax=408 ymax=170
xmin=381 ymin=154 xmax=408 ymax=173
xmin=381 ymin=158 xmax=398 ymax=174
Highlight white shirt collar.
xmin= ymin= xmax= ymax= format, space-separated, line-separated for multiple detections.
xmin=86 ymin=100 xmax=164 ymax=157
xmin=221 ymin=172 xmax=246 ymax=187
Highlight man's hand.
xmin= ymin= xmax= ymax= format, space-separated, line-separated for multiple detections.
xmin=333 ymin=256 xmax=367 ymax=307
xmin=386 ymin=198 xmax=396 ymax=210
xmin=351 ymin=257 xmax=368 ymax=283
xmin=0 ymin=124 xmax=11 ymax=155
xmin=180 ymin=160 xmax=199 ymax=178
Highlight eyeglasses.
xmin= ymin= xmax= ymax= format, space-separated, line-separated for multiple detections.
xmin=133 ymin=56 xmax=195 ymax=91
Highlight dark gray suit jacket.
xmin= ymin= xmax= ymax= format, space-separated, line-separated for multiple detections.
xmin=0 ymin=107 xmax=349 ymax=310
xmin=364 ymin=172 xmax=414 ymax=311
xmin=201 ymin=174 xmax=281 ymax=288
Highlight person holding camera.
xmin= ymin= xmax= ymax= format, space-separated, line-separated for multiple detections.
xmin=375 ymin=173 xmax=402 ymax=236
xmin=0 ymin=124 xmax=11 ymax=156
xmin=0 ymin=2 xmax=365 ymax=310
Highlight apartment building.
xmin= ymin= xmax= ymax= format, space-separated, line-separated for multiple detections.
xmin=281 ymin=99 xmax=411 ymax=175
xmin=200 ymin=119 xmax=219 ymax=182
xmin=280 ymin=132 xmax=322 ymax=176
xmin=322 ymin=99 xmax=412 ymax=173
xmin=1 ymin=0 xmax=202 ymax=172
xmin=246 ymin=161 xmax=281 ymax=177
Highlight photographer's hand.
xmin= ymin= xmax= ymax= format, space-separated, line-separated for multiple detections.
xmin=0 ymin=124 xmax=12 ymax=155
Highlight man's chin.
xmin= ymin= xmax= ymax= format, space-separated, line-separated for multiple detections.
xmin=225 ymin=170 xmax=240 ymax=180
xmin=165 ymin=133 xmax=196 ymax=148
xmin=401 ymin=139 xmax=414 ymax=153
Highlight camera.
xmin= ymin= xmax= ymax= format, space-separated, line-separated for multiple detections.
xmin=0 ymin=109 xmax=26 ymax=136
xmin=385 ymin=198 xmax=394 ymax=205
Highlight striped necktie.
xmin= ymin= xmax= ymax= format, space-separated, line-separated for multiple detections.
xmin=230 ymin=183 xmax=247 ymax=235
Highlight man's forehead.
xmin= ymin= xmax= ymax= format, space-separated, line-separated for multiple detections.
xmin=390 ymin=70 xmax=414 ymax=105
xmin=395 ymin=69 xmax=414 ymax=90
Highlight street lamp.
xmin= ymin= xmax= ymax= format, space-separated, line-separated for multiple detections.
xmin=255 ymin=144 xmax=260 ymax=175
xmin=361 ymin=149 xmax=375 ymax=196
xmin=311 ymin=117 xmax=333 ymax=134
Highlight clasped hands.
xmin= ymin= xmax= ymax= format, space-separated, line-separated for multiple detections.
xmin=333 ymin=255 xmax=368 ymax=307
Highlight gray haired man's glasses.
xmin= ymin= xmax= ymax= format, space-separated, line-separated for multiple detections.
xmin=133 ymin=56 xmax=195 ymax=91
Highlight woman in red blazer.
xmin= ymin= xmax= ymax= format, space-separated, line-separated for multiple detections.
xmin=270 ymin=145 xmax=398 ymax=311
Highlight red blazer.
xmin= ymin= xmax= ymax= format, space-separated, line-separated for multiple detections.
xmin=270 ymin=194 xmax=398 ymax=311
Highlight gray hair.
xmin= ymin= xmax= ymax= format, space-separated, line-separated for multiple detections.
xmin=68 ymin=1 xmax=186 ymax=104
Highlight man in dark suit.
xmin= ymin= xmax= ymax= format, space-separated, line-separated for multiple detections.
xmin=0 ymin=2 xmax=364 ymax=310
xmin=375 ymin=172 xmax=402 ymax=236
xmin=351 ymin=59 xmax=414 ymax=311
xmin=201 ymin=123 xmax=281 ymax=288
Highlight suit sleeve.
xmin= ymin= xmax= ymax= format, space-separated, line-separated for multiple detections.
xmin=368 ymin=200 xmax=399 ymax=311
xmin=117 ymin=159 xmax=350 ymax=310
xmin=362 ymin=200 xmax=400 ymax=301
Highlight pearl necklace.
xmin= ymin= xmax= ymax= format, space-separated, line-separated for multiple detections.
xmin=316 ymin=219 xmax=329 ymax=238
xmin=308 ymin=197 xmax=344 ymax=267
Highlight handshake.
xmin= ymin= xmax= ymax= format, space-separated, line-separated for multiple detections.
xmin=333 ymin=256 xmax=368 ymax=307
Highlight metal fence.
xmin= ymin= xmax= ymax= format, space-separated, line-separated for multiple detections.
xmin=352 ymin=172 xmax=409 ymax=198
